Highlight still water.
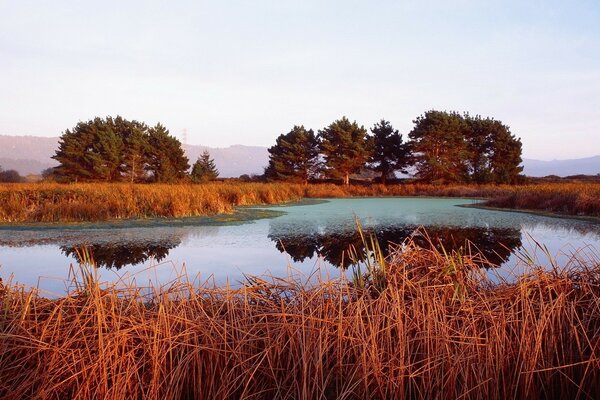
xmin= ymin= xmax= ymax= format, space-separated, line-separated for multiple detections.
xmin=1 ymin=198 xmax=599 ymax=294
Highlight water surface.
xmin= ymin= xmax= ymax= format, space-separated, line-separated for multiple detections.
xmin=1 ymin=198 xmax=599 ymax=294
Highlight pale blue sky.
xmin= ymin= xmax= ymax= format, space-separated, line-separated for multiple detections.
xmin=1 ymin=0 xmax=598 ymax=160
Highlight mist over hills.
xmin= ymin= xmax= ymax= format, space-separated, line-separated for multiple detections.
xmin=1 ymin=135 xmax=599 ymax=178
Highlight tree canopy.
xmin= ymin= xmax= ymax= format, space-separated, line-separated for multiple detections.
xmin=0 ymin=165 xmax=24 ymax=183
xmin=368 ymin=119 xmax=410 ymax=184
xmin=145 ymin=123 xmax=190 ymax=183
xmin=265 ymin=125 xmax=320 ymax=183
xmin=263 ymin=111 xmax=523 ymax=185
xmin=408 ymin=111 xmax=523 ymax=184
xmin=319 ymin=117 xmax=371 ymax=185
xmin=52 ymin=116 xmax=189 ymax=183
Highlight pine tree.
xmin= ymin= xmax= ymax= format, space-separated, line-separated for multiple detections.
xmin=407 ymin=111 xmax=523 ymax=184
xmin=54 ymin=116 xmax=125 ymax=182
xmin=54 ymin=117 xmax=189 ymax=183
xmin=488 ymin=123 xmax=523 ymax=183
xmin=407 ymin=111 xmax=470 ymax=183
xmin=319 ymin=117 xmax=371 ymax=185
xmin=87 ymin=122 xmax=124 ymax=181
xmin=146 ymin=123 xmax=190 ymax=183
xmin=368 ymin=119 xmax=410 ymax=184
xmin=191 ymin=150 xmax=219 ymax=183
xmin=465 ymin=114 xmax=523 ymax=183
xmin=115 ymin=116 xmax=149 ymax=183
xmin=266 ymin=125 xmax=320 ymax=183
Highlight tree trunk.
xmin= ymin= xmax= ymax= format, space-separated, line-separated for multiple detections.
xmin=344 ymin=173 xmax=349 ymax=185
xmin=381 ymin=171 xmax=387 ymax=185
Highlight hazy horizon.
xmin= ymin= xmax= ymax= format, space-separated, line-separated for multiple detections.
xmin=1 ymin=1 xmax=599 ymax=160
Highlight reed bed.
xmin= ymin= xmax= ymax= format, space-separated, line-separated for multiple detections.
xmin=0 ymin=182 xmax=306 ymax=223
xmin=484 ymin=182 xmax=600 ymax=218
xmin=1 ymin=243 xmax=598 ymax=399
xmin=1 ymin=182 xmax=599 ymax=223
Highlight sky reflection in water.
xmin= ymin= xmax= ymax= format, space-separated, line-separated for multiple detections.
xmin=1 ymin=198 xmax=599 ymax=293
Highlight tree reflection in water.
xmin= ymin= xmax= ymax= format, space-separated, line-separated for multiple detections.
xmin=269 ymin=225 xmax=522 ymax=269
xmin=61 ymin=239 xmax=181 ymax=270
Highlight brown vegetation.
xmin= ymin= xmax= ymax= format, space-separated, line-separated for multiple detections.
xmin=484 ymin=182 xmax=600 ymax=218
xmin=0 ymin=242 xmax=598 ymax=399
xmin=1 ymin=182 xmax=599 ymax=223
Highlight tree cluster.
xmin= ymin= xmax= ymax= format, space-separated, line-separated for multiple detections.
xmin=409 ymin=111 xmax=523 ymax=184
xmin=266 ymin=111 xmax=523 ymax=185
xmin=52 ymin=116 xmax=219 ymax=183
xmin=0 ymin=165 xmax=25 ymax=183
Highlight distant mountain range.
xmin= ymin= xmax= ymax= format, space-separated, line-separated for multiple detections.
xmin=520 ymin=156 xmax=600 ymax=177
xmin=1 ymin=135 xmax=599 ymax=178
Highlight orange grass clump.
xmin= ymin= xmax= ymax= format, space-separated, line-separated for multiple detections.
xmin=0 ymin=243 xmax=598 ymax=399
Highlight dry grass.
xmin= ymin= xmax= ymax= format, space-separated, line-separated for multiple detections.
xmin=484 ymin=182 xmax=600 ymax=218
xmin=1 ymin=242 xmax=598 ymax=399
xmin=1 ymin=182 xmax=599 ymax=223
xmin=0 ymin=182 xmax=306 ymax=223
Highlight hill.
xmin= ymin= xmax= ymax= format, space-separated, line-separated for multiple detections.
xmin=521 ymin=156 xmax=600 ymax=177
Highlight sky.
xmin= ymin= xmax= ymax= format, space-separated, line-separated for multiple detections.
xmin=1 ymin=0 xmax=599 ymax=160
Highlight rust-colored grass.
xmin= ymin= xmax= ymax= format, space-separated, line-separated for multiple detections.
xmin=1 ymin=182 xmax=599 ymax=223
xmin=484 ymin=182 xmax=600 ymax=218
xmin=0 ymin=243 xmax=598 ymax=399
xmin=0 ymin=182 xmax=307 ymax=223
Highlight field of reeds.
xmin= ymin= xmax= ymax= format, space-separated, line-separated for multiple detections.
xmin=483 ymin=182 xmax=600 ymax=218
xmin=0 ymin=241 xmax=598 ymax=399
xmin=4 ymin=181 xmax=599 ymax=223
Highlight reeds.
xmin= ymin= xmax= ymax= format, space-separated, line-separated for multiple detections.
xmin=1 ymin=182 xmax=599 ymax=223
xmin=484 ymin=182 xmax=600 ymax=218
xmin=1 ymin=242 xmax=598 ymax=399
xmin=0 ymin=182 xmax=307 ymax=223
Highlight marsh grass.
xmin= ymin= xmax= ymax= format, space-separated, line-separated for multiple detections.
xmin=484 ymin=182 xmax=600 ymax=218
xmin=2 ymin=181 xmax=599 ymax=224
xmin=4 ymin=181 xmax=598 ymax=223
xmin=0 ymin=240 xmax=598 ymax=399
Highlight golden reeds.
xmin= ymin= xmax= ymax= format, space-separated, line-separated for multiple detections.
xmin=0 ymin=242 xmax=598 ymax=399
xmin=1 ymin=182 xmax=599 ymax=223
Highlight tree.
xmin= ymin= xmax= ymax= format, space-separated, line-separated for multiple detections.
xmin=319 ymin=117 xmax=371 ymax=185
xmin=86 ymin=121 xmax=124 ymax=181
xmin=266 ymin=125 xmax=320 ymax=183
xmin=191 ymin=150 xmax=219 ymax=183
xmin=0 ymin=166 xmax=24 ymax=183
xmin=464 ymin=114 xmax=523 ymax=183
xmin=115 ymin=117 xmax=149 ymax=183
xmin=145 ymin=123 xmax=190 ymax=183
xmin=53 ymin=116 xmax=189 ymax=183
xmin=368 ymin=119 xmax=410 ymax=184
xmin=53 ymin=117 xmax=125 ymax=182
xmin=407 ymin=111 xmax=523 ymax=184
xmin=488 ymin=123 xmax=523 ymax=183
xmin=53 ymin=119 xmax=98 ymax=181
xmin=407 ymin=111 xmax=471 ymax=183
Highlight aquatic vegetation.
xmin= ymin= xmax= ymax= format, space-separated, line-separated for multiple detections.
xmin=0 ymin=242 xmax=598 ymax=399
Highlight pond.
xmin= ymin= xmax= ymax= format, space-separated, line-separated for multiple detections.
xmin=1 ymin=197 xmax=599 ymax=295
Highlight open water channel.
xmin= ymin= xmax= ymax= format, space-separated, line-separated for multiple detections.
xmin=1 ymin=197 xmax=599 ymax=295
